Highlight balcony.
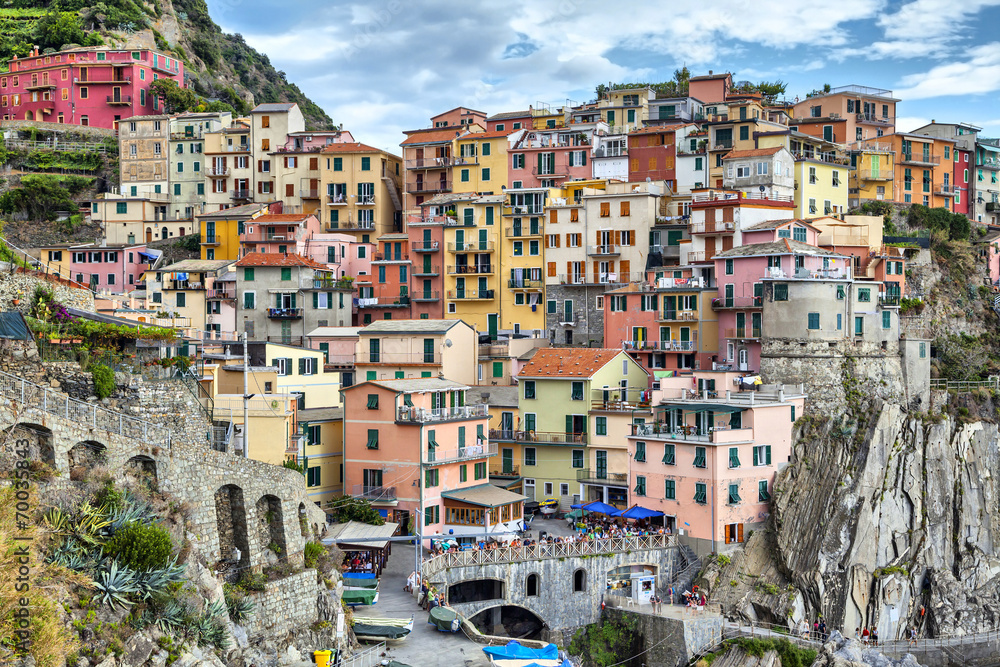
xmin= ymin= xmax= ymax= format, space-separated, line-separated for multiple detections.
xmin=357 ymin=351 xmax=440 ymax=365
xmin=326 ymin=220 xmax=375 ymax=232
xmin=405 ymin=157 xmax=455 ymax=169
xmin=478 ymin=343 xmax=509 ymax=358
xmin=503 ymin=205 xmax=544 ymax=217
xmin=986 ymin=202 xmax=1000 ymax=212
xmin=505 ymin=226 xmax=542 ymax=238
xmin=406 ymin=179 xmax=452 ymax=194
xmin=507 ymin=278 xmax=543 ymax=290
xmin=690 ymin=221 xmax=735 ymax=234
xmin=266 ymin=307 xmax=303 ymax=319
xmin=447 ymin=241 xmax=495 ymax=252
xmin=631 ymin=423 xmax=754 ymax=443
xmin=163 ymin=280 xmax=204 ymax=291
xmin=396 ymin=404 xmax=489 ymax=423
xmin=299 ymin=189 xmax=319 ymax=199
xmin=711 ymin=296 xmax=763 ymax=310
xmin=206 ymin=167 xmax=230 ymax=178
xmin=76 ymin=75 xmax=131 ymax=85
xmin=979 ymin=157 xmax=1000 ymax=170
xmin=590 ymin=399 xmax=652 ymax=411
xmin=857 ymin=169 xmax=893 ymax=181
xmin=657 ymin=311 xmax=700 ymax=322
xmin=412 ymin=291 xmax=441 ymax=302
xmin=448 ymin=265 xmax=493 ymax=275
xmin=711 ymin=140 xmax=733 ymax=151
xmin=447 ymin=289 xmax=495 ymax=300
xmin=24 ymin=81 xmax=57 ymax=91
xmin=170 ymin=130 xmax=204 ymax=140
xmin=357 ymin=196 xmax=376 ymax=206
xmin=413 ymin=265 xmax=441 ymax=277
xmin=878 ymin=294 xmax=901 ymax=307
xmin=413 ymin=242 xmax=441 ymax=252
xmin=356 ymin=295 xmax=410 ymax=308
xmin=556 ymin=272 xmax=646 ymax=286
xmin=935 ymin=184 xmax=954 ymax=196
xmin=230 ymin=189 xmax=251 ymax=200
xmin=425 ymin=442 xmax=497 ymax=465
xmin=531 ymin=167 xmax=569 ymax=177
xmin=373 ymin=252 xmax=410 ymax=262
xmin=218 ymin=144 xmax=251 ymax=153
xmin=201 ymin=235 xmax=220 ymax=246
xmin=352 ymin=485 xmax=397 ymax=502
xmin=588 ymin=244 xmax=620 ymax=256
xmin=576 ymin=468 xmax=629 ymax=486
xmin=207 ymin=289 xmax=235 ymax=300
xmin=106 ymin=95 xmax=132 ymax=106
xmin=488 ymin=429 xmax=588 ymax=445
xmin=900 ymin=153 xmax=941 ymax=167
xmin=623 ymin=339 xmax=698 ymax=352
xmin=490 ymin=464 xmax=520 ymax=477
xmin=855 ymin=113 xmax=893 ymax=126
xmin=724 ymin=327 xmax=762 ymax=339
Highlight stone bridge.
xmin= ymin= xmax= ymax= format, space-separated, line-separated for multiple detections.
xmin=422 ymin=534 xmax=693 ymax=640
xmin=0 ymin=368 xmax=326 ymax=575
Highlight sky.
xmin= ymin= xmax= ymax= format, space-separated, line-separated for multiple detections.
xmin=206 ymin=0 xmax=1000 ymax=153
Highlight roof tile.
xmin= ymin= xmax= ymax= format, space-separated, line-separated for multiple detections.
xmin=234 ymin=252 xmax=329 ymax=269
xmin=519 ymin=348 xmax=623 ymax=379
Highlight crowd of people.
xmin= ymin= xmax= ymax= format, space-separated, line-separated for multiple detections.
xmin=572 ymin=514 xmax=672 ymax=540
xmin=343 ymin=551 xmax=377 ymax=573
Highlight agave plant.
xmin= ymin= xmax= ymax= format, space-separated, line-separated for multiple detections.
xmin=193 ymin=614 xmax=229 ymax=649
xmin=224 ymin=590 xmax=255 ymax=624
xmin=203 ymin=598 xmax=227 ymax=621
xmin=155 ymin=599 xmax=186 ymax=633
xmin=92 ymin=561 xmax=139 ymax=609
xmin=73 ymin=511 xmax=112 ymax=546
xmin=43 ymin=506 xmax=72 ymax=533
xmin=135 ymin=560 xmax=185 ymax=600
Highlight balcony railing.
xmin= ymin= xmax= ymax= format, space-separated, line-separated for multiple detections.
xmin=503 ymin=205 xmax=544 ymax=216
xmin=658 ymin=311 xmax=700 ymax=322
xmin=266 ymin=307 xmax=303 ymax=319
xmin=357 ymin=196 xmax=376 ymax=206
xmin=413 ymin=242 xmax=440 ymax=252
xmin=405 ymin=157 xmax=455 ymax=169
xmin=576 ymin=468 xmax=629 ymax=485
xmin=490 ymin=465 xmax=520 ymax=477
xmin=207 ymin=289 xmax=235 ymax=300
xmin=413 ymin=265 xmax=441 ymax=276
xmin=412 ymin=291 xmax=441 ymax=302
xmin=230 ymin=189 xmax=251 ymax=200
xmin=448 ymin=265 xmax=493 ymax=274
xmin=352 ymin=485 xmax=397 ymax=502
xmin=446 ymin=241 xmax=495 ymax=252
xmin=219 ymin=144 xmax=251 ymax=153
xmin=507 ymin=278 xmax=543 ymax=289
xmin=505 ymin=226 xmax=542 ymax=238
xmin=488 ymin=429 xmax=587 ymax=445
xmin=690 ymin=221 xmax=736 ymax=234
xmin=556 ymin=271 xmax=646 ymax=286
xmin=590 ymin=400 xmax=651 ymax=411
xmin=478 ymin=343 xmax=509 ymax=357
xmin=630 ymin=423 xmax=754 ymax=442
xmin=622 ymin=339 xmax=697 ymax=352
xmin=356 ymin=295 xmax=410 ymax=308
xmin=357 ymin=352 xmax=440 ymax=364
xmin=374 ymin=252 xmax=410 ymax=262
xmin=935 ymin=184 xmax=954 ymax=195
xmin=299 ymin=189 xmax=319 ymax=199
xmin=447 ymin=289 xmax=495 ymax=300
xmin=725 ymin=327 xmax=762 ymax=339
xmin=900 ymin=153 xmax=941 ymax=166
xmin=406 ymin=179 xmax=452 ymax=194
xmin=857 ymin=169 xmax=893 ymax=181
xmin=170 ymin=130 xmax=204 ymax=140
xmin=426 ymin=442 xmax=497 ymax=465
xmin=711 ymin=296 xmax=763 ymax=309
xmin=206 ymin=167 xmax=230 ymax=177
xmin=397 ymin=404 xmax=489 ymax=423
xmin=588 ymin=244 xmax=620 ymax=256
xmin=326 ymin=221 xmax=375 ymax=231
xmin=855 ymin=113 xmax=893 ymax=125
xmin=979 ymin=157 xmax=1000 ymax=170
xmin=106 ymin=95 xmax=132 ymax=105
xmin=201 ymin=235 xmax=220 ymax=246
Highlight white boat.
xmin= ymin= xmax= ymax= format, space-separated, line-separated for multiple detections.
xmin=352 ymin=615 xmax=414 ymax=644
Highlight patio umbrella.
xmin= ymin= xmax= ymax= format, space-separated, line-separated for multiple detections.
xmin=565 ymin=509 xmax=589 ymax=520
xmin=619 ymin=504 xmax=665 ymax=520
xmin=570 ymin=502 xmax=585 ymax=509
xmin=580 ymin=500 xmax=621 ymax=515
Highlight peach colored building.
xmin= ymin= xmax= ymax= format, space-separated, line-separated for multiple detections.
xmin=342 ymin=378 xmax=523 ymax=544
xmin=627 ymin=370 xmax=805 ymax=555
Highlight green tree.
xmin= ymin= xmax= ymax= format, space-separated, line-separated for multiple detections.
xmin=0 ymin=175 xmax=79 ymax=221
xmin=148 ymin=78 xmax=198 ymax=114
xmin=35 ymin=12 xmax=86 ymax=51
xmin=569 ymin=615 xmax=642 ymax=666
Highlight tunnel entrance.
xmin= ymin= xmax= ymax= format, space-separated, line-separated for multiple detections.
xmin=468 ymin=605 xmax=544 ymax=640
xmin=448 ymin=578 xmax=505 ymax=604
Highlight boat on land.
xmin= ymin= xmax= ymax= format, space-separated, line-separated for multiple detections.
xmin=351 ymin=615 xmax=414 ymax=643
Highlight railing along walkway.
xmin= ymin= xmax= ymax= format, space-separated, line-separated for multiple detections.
xmin=422 ymin=533 xmax=676 ymax=578
xmin=0 ymin=370 xmax=171 ymax=447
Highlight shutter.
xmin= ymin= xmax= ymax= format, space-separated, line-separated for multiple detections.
xmin=222 ymin=157 xmax=227 ymax=169
xmin=550 ymin=210 xmax=557 ymax=224
xmin=310 ymin=157 xmax=318 ymax=170
xmin=290 ymin=293 xmax=296 ymax=308
xmin=286 ymin=184 xmax=294 ymax=197
xmin=725 ymin=527 xmax=731 ymax=544
xmin=565 ymin=415 xmax=573 ymax=433
xmin=313 ymin=293 xmax=319 ymax=309
xmin=581 ymin=151 xmax=586 ymax=166
xmin=593 ymin=260 xmax=600 ymax=278
xmin=753 ymin=447 xmax=759 ymax=466
xmin=257 ymin=181 xmax=263 ymax=194
xmin=548 ymin=262 xmax=556 ymax=277
xmin=766 ymin=445 xmax=772 ymax=465
xmin=738 ymin=523 xmax=744 ymax=542
xmin=358 ymin=183 xmax=364 ymax=198
xmin=298 ymin=358 xmax=306 ymax=375
xmin=257 ymin=160 xmax=263 ymax=172
xmin=283 ymin=156 xmax=288 ymax=168
xmin=327 ymin=292 xmax=334 ymax=309
xmin=537 ymin=152 xmax=543 ymax=174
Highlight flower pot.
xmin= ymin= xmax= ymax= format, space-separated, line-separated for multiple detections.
xmin=12 ymin=299 xmax=20 ymax=306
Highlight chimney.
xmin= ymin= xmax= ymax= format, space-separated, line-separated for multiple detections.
xmin=708 ymin=70 xmax=713 ymax=75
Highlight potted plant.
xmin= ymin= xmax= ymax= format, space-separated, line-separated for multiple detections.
xmin=445 ymin=209 xmax=457 ymax=219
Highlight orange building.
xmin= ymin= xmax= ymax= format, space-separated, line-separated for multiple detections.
xmin=885 ymin=133 xmax=956 ymax=209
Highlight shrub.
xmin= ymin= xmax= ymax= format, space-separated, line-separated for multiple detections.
xmin=91 ymin=364 xmax=115 ymax=399
xmin=304 ymin=541 xmax=324 ymax=569
xmin=104 ymin=522 xmax=173 ymax=571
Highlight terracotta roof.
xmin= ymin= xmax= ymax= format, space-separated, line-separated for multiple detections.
xmin=400 ymin=128 xmax=466 ymax=146
xmin=252 ymin=213 xmax=314 ymax=223
xmin=320 ymin=142 xmax=384 ymax=154
xmin=713 ymin=239 xmax=847 ymax=259
xmin=518 ymin=348 xmax=623 ymax=379
xmin=234 ymin=253 xmax=329 ymax=269
xmin=722 ymin=147 xmax=785 ymax=160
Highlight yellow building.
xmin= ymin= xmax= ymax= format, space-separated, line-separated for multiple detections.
xmin=319 ymin=142 xmax=403 ymax=241
xmin=144 ymin=259 xmax=236 ymax=333
xmin=298 ymin=407 xmax=345 ymax=505
xmin=600 ymin=87 xmax=654 ymax=131
xmin=451 ymin=129 xmax=509 ymax=195
xmin=794 ymin=158 xmax=850 ymax=219
xmin=198 ymin=202 xmax=268 ymax=261
xmin=849 ymin=142 xmax=895 ymax=207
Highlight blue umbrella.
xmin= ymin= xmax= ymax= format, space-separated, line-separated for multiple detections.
xmin=619 ymin=504 xmax=665 ymax=520
xmin=580 ymin=500 xmax=621 ymax=515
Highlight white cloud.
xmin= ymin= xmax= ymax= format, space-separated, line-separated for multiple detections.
xmin=893 ymin=116 xmax=932 ymax=133
xmin=872 ymin=0 xmax=1000 ymax=59
xmin=894 ymin=42 xmax=1000 ymax=100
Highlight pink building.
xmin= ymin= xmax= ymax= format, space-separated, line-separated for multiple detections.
xmin=342 ymin=378 xmax=524 ymax=545
xmin=627 ymin=370 xmax=805 ymax=555
xmin=508 ymin=126 xmax=595 ymax=188
xmin=976 ymin=230 xmax=1000 ymax=289
xmin=239 ymin=213 xmax=322 ymax=255
xmin=1 ymin=46 xmax=183 ymax=128
xmin=275 ymin=130 xmax=356 ymax=152
xmin=954 ymin=147 xmax=973 ymax=216
xmin=70 ymin=243 xmax=159 ymax=294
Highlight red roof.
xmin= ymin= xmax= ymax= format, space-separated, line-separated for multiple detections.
xmin=465 ymin=129 xmax=514 ymax=139
xmin=235 ymin=253 xmax=329 ymax=269
xmin=519 ymin=348 xmax=624 ymax=378
xmin=252 ymin=213 xmax=314 ymax=223
xmin=721 ymin=147 xmax=784 ymax=160
xmin=400 ymin=127 xmax=466 ymax=146
xmin=320 ymin=142 xmax=384 ymax=154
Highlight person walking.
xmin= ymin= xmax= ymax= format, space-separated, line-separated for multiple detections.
xmin=819 ymin=619 xmax=827 ymax=641
xmin=909 ymin=627 xmax=918 ymax=646
xmin=861 ymin=627 xmax=870 ymax=645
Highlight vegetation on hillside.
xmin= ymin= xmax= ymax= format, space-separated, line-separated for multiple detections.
xmin=596 ymin=68 xmax=787 ymax=104
xmin=569 ymin=613 xmax=642 ymax=667
xmin=0 ymin=174 xmax=92 ymax=221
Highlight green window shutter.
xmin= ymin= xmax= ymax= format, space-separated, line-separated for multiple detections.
xmin=565 ymin=415 xmax=573 ymax=434
xmin=318 ymin=343 xmax=329 ymax=362
xmin=486 ymin=207 xmax=494 ymax=225
xmin=298 ymin=358 xmax=306 ymax=375
xmin=596 ymin=417 xmax=607 ymax=435
xmin=281 ymin=267 xmax=291 ymax=281
xmin=729 ymin=447 xmax=740 ymax=468
xmin=635 ymin=441 xmax=646 ymax=462
xmin=458 ymin=426 xmax=466 ymax=450
xmin=662 ymin=444 xmax=675 ymax=465
xmin=394 ymin=371 xmax=404 ymax=379
xmin=244 ymin=268 xmax=254 ymax=281
xmin=695 ymin=483 xmax=706 ymax=504
xmin=694 ymin=447 xmax=706 ymax=468
xmin=243 ymin=292 xmax=254 ymax=309
xmin=492 ymin=361 xmax=503 ymax=377
xmin=665 ymin=479 xmax=675 ymax=500
xmin=366 ymin=429 xmax=379 ymax=449
xmin=312 ymin=292 xmax=319 ymax=309
xmin=403 ymin=394 xmax=413 ymax=407
xmin=808 ymin=313 xmax=819 ymax=329
xmin=366 ymin=394 xmax=379 ymax=409
xmin=729 ymin=484 xmax=741 ymax=504
xmin=460 ymin=465 xmax=467 ymax=482
xmin=753 ymin=446 xmax=759 ymax=467
xmin=766 ymin=445 xmax=772 ymax=464
xmin=361 ymin=156 xmax=370 ymax=171
xmin=421 ymin=371 xmax=432 ymax=378
xmin=759 ymin=481 xmax=770 ymax=502
xmin=333 ymin=157 xmax=342 ymax=171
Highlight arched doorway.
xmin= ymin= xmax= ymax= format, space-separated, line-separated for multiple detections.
xmin=2 ymin=424 xmax=55 ymax=470
xmin=125 ymin=455 xmax=157 ymax=488
xmin=161 ymin=227 xmax=168 ymax=240
xmin=256 ymin=494 xmax=286 ymax=561
xmin=146 ymin=228 xmax=152 ymax=243
xmin=526 ymin=573 xmax=539 ymax=597
xmin=448 ymin=579 xmax=505 ymax=604
xmin=468 ymin=605 xmax=544 ymax=639
xmin=24 ymin=111 xmax=33 ymax=120
xmin=68 ymin=440 xmax=106 ymax=480
xmin=573 ymin=569 xmax=587 ymax=592
xmin=215 ymin=485 xmax=249 ymax=566
xmin=298 ymin=502 xmax=308 ymax=538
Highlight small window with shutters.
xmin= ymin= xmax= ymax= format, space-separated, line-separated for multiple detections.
xmin=570 ymin=209 xmax=579 ymax=222
xmin=600 ymin=202 xmax=610 ymax=217
xmin=261 ymin=138 xmax=269 ymax=151
xmin=309 ymin=157 xmax=318 ymax=170
xmin=286 ymin=184 xmax=294 ymax=197
xmin=620 ymin=201 xmax=630 ymax=216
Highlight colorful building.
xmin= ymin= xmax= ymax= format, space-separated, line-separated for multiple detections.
xmin=146 ymin=259 xmax=237 ymax=333
xmin=790 ymin=85 xmax=898 ymax=145
xmin=1 ymin=46 xmax=183 ymax=127
xmin=70 ymin=243 xmax=158 ymax=294
xmin=319 ymin=142 xmax=403 ymax=240
xmin=199 ymin=203 xmax=269 ymax=261
xmin=847 ymin=140 xmax=895 ymax=209
xmin=886 ymin=133 xmax=955 ymax=209
xmin=168 ymin=111 xmax=232 ymax=223
xmin=356 ymin=319 xmax=478 ymax=386
xmin=118 ymin=114 xmax=170 ymax=196
xmin=400 ymin=107 xmax=487 ymax=211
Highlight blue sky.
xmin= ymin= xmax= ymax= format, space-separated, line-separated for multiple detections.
xmin=206 ymin=0 xmax=1000 ymax=152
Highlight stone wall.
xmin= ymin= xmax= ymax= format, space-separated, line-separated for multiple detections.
xmin=242 ymin=570 xmax=322 ymax=637
xmin=1 ymin=119 xmax=117 ymax=140
xmin=0 ymin=270 xmax=94 ymax=311
xmin=544 ymin=284 xmax=605 ymax=347
xmin=602 ymin=608 xmax=725 ymax=667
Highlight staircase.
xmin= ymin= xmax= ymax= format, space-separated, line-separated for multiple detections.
xmin=381 ymin=175 xmax=402 ymax=211
xmin=992 ymin=293 xmax=1000 ymax=318
xmin=669 ymin=543 xmax=702 ymax=593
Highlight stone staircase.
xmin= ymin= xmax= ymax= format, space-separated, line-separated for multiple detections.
xmin=381 ymin=175 xmax=402 ymax=211
xmin=669 ymin=543 xmax=701 ymax=593
xmin=711 ymin=531 xmax=795 ymax=622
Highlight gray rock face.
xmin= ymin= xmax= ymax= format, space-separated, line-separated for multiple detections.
xmin=771 ymin=400 xmax=1000 ymax=639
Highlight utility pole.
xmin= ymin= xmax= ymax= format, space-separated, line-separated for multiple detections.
xmin=242 ymin=330 xmax=249 ymax=458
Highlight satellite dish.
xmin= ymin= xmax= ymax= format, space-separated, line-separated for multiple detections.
xmin=759 ymin=185 xmax=766 ymax=192
xmin=445 ymin=339 xmax=453 ymax=347
xmin=646 ymin=177 xmax=651 ymax=183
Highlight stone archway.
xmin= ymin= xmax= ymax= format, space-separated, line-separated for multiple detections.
xmin=298 ymin=502 xmax=308 ymax=538
xmin=1 ymin=423 xmax=55 ymax=470
xmin=468 ymin=605 xmax=545 ymax=640
xmin=215 ymin=484 xmax=249 ymax=567
xmin=24 ymin=111 xmax=33 ymax=120
xmin=125 ymin=454 xmax=157 ymax=489
xmin=256 ymin=494 xmax=286 ymax=562
xmin=68 ymin=440 xmax=106 ymax=480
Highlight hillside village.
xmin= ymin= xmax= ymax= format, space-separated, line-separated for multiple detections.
xmin=2 ymin=27 xmax=1000 ymax=667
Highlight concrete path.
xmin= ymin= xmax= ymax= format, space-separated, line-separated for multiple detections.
xmin=350 ymin=542 xmax=490 ymax=667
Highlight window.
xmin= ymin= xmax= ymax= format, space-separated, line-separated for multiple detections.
xmin=424 ymin=469 xmax=439 ymax=488
xmin=572 ymin=449 xmax=584 ymax=468
xmin=858 ymin=288 xmax=871 ymax=302
xmin=694 ymin=482 xmax=707 ymax=504
xmin=759 ymin=480 xmax=770 ymax=502
xmin=882 ymin=310 xmax=891 ymax=329
xmin=773 ymin=284 xmax=788 ymax=301
xmin=655 ymin=443 xmax=674 ymax=467
xmin=725 ymin=259 xmax=734 ymax=275
xmin=366 ymin=393 xmax=379 ymax=409
xmin=665 ymin=479 xmax=676 ymax=500
xmin=475 ymin=462 xmax=486 ymax=480
xmin=595 ymin=417 xmax=607 ymax=435
xmin=482 ymin=167 xmax=490 ymax=181
xmin=524 ymin=380 xmax=536 ymax=399
xmin=524 ymin=447 xmax=536 ymax=466
xmin=753 ymin=444 xmax=772 ymax=466
xmin=729 ymin=447 xmax=741 ymax=468
xmin=361 ymin=156 xmax=371 ymax=171
xmin=728 ymin=483 xmax=741 ymax=505
xmin=243 ymin=268 xmax=255 ymax=281
xmin=808 ymin=312 xmax=820 ymax=330
xmin=79 ymin=87 xmax=88 ymax=99
xmin=571 ymin=381 xmax=584 ymax=401
xmin=920 ymin=342 xmax=927 ymax=358
xmin=307 ymin=467 xmax=321 ymax=487
xmin=693 ymin=446 xmax=706 ymax=468
xmin=635 ymin=441 xmax=646 ymax=462
xmin=634 ymin=476 xmax=646 ymax=497
xmin=176 ymin=293 xmax=186 ymax=307
xmin=793 ymin=226 xmax=807 ymax=243
xmin=424 ymin=505 xmax=439 ymax=526
xmin=116 ymin=202 xmax=128 ymax=215
xmin=366 ymin=429 xmax=379 ymax=449
xmin=459 ymin=465 xmax=467 ymax=482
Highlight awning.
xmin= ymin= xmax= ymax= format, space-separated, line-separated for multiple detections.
xmin=657 ymin=402 xmax=743 ymax=413
xmin=324 ymin=520 xmax=399 ymax=550
xmin=441 ymin=484 xmax=526 ymax=508
xmin=138 ymin=251 xmax=158 ymax=262
xmin=376 ymin=509 xmax=389 ymax=518
xmin=653 ymin=370 xmax=675 ymax=379
xmin=619 ymin=504 xmax=665 ymax=520
xmin=490 ymin=477 xmax=522 ymax=490
xmin=981 ymin=143 xmax=1000 ymax=153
